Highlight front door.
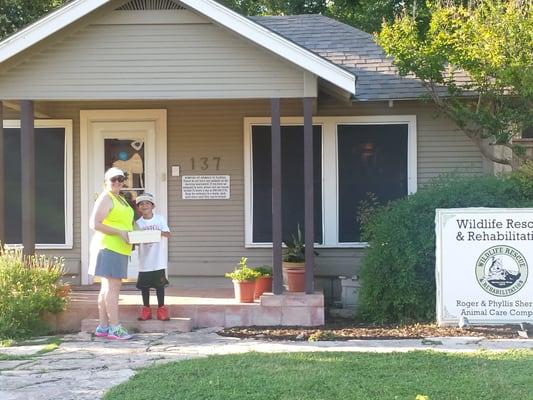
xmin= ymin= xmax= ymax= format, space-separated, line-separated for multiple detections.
xmin=80 ymin=110 xmax=167 ymax=284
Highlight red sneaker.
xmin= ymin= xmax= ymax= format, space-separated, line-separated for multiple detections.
xmin=138 ymin=306 xmax=152 ymax=321
xmin=157 ymin=305 xmax=170 ymax=321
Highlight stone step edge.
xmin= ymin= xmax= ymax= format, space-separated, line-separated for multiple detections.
xmin=80 ymin=317 xmax=193 ymax=333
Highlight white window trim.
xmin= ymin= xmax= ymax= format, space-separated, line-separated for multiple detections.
xmin=243 ymin=115 xmax=417 ymax=248
xmin=3 ymin=119 xmax=73 ymax=249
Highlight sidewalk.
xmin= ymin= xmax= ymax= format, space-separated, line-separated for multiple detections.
xmin=0 ymin=328 xmax=531 ymax=400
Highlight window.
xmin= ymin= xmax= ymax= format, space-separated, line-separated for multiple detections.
xmin=244 ymin=116 xmax=416 ymax=247
xmin=250 ymin=125 xmax=323 ymax=243
xmin=2 ymin=120 xmax=73 ymax=248
xmin=338 ymin=124 xmax=408 ymax=242
xmin=523 ymin=126 xmax=533 ymax=139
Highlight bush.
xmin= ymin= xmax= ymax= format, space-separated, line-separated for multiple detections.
xmin=0 ymin=247 xmax=70 ymax=340
xmin=358 ymin=170 xmax=533 ymax=323
xmin=225 ymin=257 xmax=261 ymax=282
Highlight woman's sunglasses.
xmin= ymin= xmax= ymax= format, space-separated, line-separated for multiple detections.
xmin=110 ymin=176 xmax=125 ymax=183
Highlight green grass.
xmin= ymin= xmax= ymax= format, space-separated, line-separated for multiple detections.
xmin=104 ymin=350 xmax=533 ymax=400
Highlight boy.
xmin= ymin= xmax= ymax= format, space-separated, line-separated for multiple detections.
xmin=135 ymin=193 xmax=171 ymax=321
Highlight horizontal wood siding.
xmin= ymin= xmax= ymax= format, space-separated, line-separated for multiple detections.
xmin=0 ymin=20 xmax=304 ymax=100
xmin=19 ymin=97 xmax=484 ymax=286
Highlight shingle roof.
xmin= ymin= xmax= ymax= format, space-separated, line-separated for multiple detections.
xmin=251 ymin=14 xmax=433 ymax=101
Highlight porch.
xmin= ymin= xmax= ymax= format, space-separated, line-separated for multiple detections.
xmin=48 ymin=287 xmax=325 ymax=334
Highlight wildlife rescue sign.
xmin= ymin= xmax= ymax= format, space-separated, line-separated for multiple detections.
xmin=436 ymin=208 xmax=533 ymax=325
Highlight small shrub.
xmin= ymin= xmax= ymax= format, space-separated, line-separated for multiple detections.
xmin=225 ymin=257 xmax=261 ymax=282
xmin=358 ymin=171 xmax=533 ymax=323
xmin=0 ymin=247 xmax=70 ymax=340
xmin=253 ymin=265 xmax=272 ymax=277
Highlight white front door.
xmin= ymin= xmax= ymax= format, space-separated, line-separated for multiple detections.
xmin=80 ymin=110 xmax=167 ymax=284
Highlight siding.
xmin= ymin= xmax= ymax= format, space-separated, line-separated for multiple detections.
xmin=18 ymin=97 xmax=484 ymax=286
xmin=0 ymin=14 xmax=305 ymax=100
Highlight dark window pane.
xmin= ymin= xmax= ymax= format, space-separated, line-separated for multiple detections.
xmin=4 ymin=127 xmax=66 ymax=244
xmin=523 ymin=126 xmax=533 ymax=138
xmin=338 ymin=124 xmax=408 ymax=242
xmin=252 ymin=125 xmax=322 ymax=243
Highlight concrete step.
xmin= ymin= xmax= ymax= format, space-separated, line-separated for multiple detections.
xmin=81 ymin=317 xmax=193 ymax=334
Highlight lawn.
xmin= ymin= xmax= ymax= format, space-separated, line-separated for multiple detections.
xmin=104 ymin=350 xmax=533 ymax=400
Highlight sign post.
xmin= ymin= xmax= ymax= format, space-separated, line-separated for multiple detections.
xmin=436 ymin=208 xmax=533 ymax=326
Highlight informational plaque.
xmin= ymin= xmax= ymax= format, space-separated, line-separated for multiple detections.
xmin=182 ymin=175 xmax=230 ymax=200
xmin=436 ymin=208 xmax=533 ymax=325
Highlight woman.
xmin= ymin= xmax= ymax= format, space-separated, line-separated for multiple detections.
xmin=89 ymin=167 xmax=134 ymax=340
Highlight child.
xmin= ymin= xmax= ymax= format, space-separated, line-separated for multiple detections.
xmin=135 ymin=192 xmax=171 ymax=321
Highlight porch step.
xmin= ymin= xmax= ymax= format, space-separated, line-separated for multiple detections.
xmin=80 ymin=317 xmax=193 ymax=334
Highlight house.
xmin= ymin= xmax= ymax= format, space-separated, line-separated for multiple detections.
xmin=0 ymin=0 xmax=490 ymax=311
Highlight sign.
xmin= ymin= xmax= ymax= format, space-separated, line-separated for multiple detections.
xmin=436 ymin=208 xmax=533 ymax=325
xmin=182 ymin=175 xmax=230 ymax=200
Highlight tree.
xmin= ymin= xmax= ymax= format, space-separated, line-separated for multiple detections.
xmin=0 ymin=0 xmax=67 ymax=40
xmin=378 ymin=0 xmax=533 ymax=169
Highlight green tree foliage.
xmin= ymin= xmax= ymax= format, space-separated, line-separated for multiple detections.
xmin=0 ymin=0 xmax=67 ymax=39
xmin=358 ymin=167 xmax=533 ymax=323
xmin=220 ymin=0 xmax=437 ymax=33
xmin=378 ymin=0 xmax=533 ymax=169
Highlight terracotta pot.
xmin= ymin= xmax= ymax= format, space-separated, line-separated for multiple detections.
xmin=232 ymin=280 xmax=256 ymax=303
xmin=254 ymin=276 xmax=273 ymax=299
xmin=282 ymin=261 xmax=304 ymax=288
xmin=285 ymin=267 xmax=305 ymax=292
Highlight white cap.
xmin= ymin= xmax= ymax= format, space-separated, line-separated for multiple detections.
xmin=136 ymin=192 xmax=155 ymax=205
xmin=104 ymin=167 xmax=125 ymax=181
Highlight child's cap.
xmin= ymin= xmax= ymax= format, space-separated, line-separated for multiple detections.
xmin=104 ymin=167 xmax=125 ymax=181
xmin=136 ymin=192 xmax=155 ymax=205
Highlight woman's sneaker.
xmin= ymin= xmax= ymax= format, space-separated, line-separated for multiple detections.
xmin=94 ymin=325 xmax=109 ymax=337
xmin=108 ymin=325 xmax=133 ymax=340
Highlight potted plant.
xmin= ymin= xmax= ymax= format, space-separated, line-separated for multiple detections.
xmin=282 ymin=224 xmax=318 ymax=292
xmin=225 ymin=257 xmax=261 ymax=303
xmin=253 ymin=265 xmax=272 ymax=299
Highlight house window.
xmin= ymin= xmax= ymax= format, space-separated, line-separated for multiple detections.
xmin=244 ymin=116 xmax=416 ymax=247
xmin=250 ymin=125 xmax=323 ymax=243
xmin=2 ymin=120 xmax=73 ymax=249
xmin=337 ymin=124 xmax=408 ymax=243
xmin=523 ymin=126 xmax=533 ymax=139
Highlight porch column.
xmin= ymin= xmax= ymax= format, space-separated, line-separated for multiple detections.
xmin=303 ymin=97 xmax=315 ymax=294
xmin=271 ymin=98 xmax=283 ymax=295
xmin=0 ymin=102 xmax=4 ymax=244
xmin=21 ymin=100 xmax=35 ymax=256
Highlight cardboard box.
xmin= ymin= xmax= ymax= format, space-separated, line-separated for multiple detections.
xmin=128 ymin=230 xmax=161 ymax=244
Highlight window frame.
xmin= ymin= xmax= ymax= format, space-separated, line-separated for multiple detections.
xmin=244 ymin=115 xmax=417 ymax=248
xmin=3 ymin=119 xmax=73 ymax=249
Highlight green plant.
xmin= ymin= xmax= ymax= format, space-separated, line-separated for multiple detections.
xmin=0 ymin=247 xmax=69 ymax=340
xmin=358 ymin=172 xmax=533 ymax=323
xmin=224 ymin=257 xmax=261 ymax=282
xmin=283 ymin=224 xmax=318 ymax=262
xmin=253 ymin=265 xmax=272 ymax=277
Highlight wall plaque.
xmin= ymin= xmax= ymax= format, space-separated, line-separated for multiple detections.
xmin=436 ymin=208 xmax=533 ymax=325
xmin=182 ymin=175 xmax=230 ymax=200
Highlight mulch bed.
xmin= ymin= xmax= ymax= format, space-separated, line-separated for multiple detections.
xmin=219 ymin=318 xmax=524 ymax=341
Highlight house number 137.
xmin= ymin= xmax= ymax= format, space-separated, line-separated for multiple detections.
xmin=190 ymin=157 xmax=221 ymax=171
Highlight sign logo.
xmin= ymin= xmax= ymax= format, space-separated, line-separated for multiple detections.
xmin=475 ymin=246 xmax=528 ymax=297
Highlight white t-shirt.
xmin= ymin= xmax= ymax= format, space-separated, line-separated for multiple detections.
xmin=135 ymin=213 xmax=170 ymax=272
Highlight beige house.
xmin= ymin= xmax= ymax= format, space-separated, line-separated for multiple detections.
xmin=0 ymin=0 xmax=489 ymax=301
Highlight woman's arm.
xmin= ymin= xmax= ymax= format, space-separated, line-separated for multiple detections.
xmin=89 ymin=193 xmax=129 ymax=243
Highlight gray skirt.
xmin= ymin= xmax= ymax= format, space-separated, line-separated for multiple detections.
xmin=94 ymin=248 xmax=128 ymax=279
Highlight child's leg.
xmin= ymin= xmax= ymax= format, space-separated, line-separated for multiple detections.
xmin=141 ymin=288 xmax=150 ymax=307
xmin=156 ymin=287 xmax=165 ymax=308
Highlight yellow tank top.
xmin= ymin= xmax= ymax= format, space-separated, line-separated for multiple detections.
xmin=99 ymin=192 xmax=134 ymax=256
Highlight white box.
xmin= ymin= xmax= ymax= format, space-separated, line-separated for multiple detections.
xmin=128 ymin=230 xmax=161 ymax=244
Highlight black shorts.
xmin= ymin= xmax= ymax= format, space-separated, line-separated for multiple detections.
xmin=136 ymin=269 xmax=169 ymax=290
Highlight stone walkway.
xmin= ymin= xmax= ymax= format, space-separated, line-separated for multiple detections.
xmin=0 ymin=329 xmax=531 ymax=400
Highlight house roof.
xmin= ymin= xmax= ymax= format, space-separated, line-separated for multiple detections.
xmin=0 ymin=0 xmax=356 ymax=94
xmin=251 ymin=14 xmax=431 ymax=102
